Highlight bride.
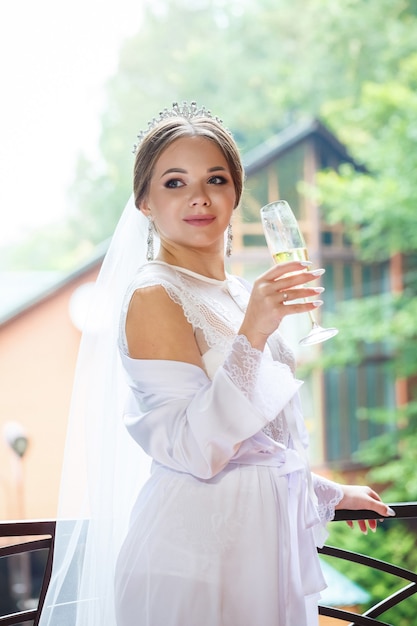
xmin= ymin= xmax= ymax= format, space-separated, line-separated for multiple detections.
xmin=39 ymin=102 xmax=395 ymax=626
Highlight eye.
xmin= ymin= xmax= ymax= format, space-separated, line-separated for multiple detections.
xmin=208 ymin=175 xmax=228 ymax=185
xmin=164 ymin=178 xmax=184 ymax=189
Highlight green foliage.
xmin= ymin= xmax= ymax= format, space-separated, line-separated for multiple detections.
xmin=318 ymin=53 xmax=417 ymax=260
xmin=356 ymin=402 xmax=417 ymax=503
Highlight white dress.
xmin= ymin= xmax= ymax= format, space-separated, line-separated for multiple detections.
xmin=114 ymin=261 xmax=343 ymax=626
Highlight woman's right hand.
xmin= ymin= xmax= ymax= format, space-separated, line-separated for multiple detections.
xmin=238 ymin=261 xmax=325 ymax=351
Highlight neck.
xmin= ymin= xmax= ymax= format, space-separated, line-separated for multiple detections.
xmin=156 ymin=245 xmax=226 ymax=280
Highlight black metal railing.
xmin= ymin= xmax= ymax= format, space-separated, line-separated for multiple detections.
xmin=319 ymin=503 xmax=417 ymax=625
xmin=0 ymin=520 xmax=55 ymax=626
xmin=0 ymin=504 xmax=416 ymax=625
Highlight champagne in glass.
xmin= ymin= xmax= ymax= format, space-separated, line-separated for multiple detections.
xmin=260 ymin=200 xmax=338 ymax=346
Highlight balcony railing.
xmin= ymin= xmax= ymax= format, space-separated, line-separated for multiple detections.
xmin=319 ymin=503 xmax=417 ymax=625
xmin=1 ymin=503 xmax=416 ymax=625
xmin=0 ymin=520 xmax=55 ymax=626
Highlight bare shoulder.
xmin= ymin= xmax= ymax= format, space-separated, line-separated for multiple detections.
xmin=125 ymin=285 xmax=203 ymax=365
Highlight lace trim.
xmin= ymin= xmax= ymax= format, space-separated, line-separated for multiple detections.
xmin=314 ymin=476 xmax=344 ymax=523
xmin=119 ymin=264 xmax=297 ymax=374
xmin=223 ymin=335 xmax=263 ymax=400
xmin=119 ymin=266 xmax=241 ymax=355
xmin=222 ymin=335 xmax=293 ymax=445
xmin=262 ymin=415 xmax=290 ymax=446
xmin=166 ymin=272 xmax=236 ymax=352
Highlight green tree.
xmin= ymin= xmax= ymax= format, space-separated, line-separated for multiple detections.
xmin=318 ymin=53 xmax=417 ymax=260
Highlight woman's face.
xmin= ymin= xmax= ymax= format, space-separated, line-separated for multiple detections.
xmin=139 ymin=136 xmax=236 ymax=256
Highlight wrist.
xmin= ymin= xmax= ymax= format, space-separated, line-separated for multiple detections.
xmin=237 ymin=324 xmax=268 ymax=352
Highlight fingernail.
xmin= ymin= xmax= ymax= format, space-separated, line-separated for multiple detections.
xmin=300 ymin=261 xmax=313 ymax=267
xmin=387 ymin=507 xmax=396 ymax=517
xmin=312 ymin=300 xmax=323 ymax=307
xmin=370 ymin=526 xmax=377 ymax=533
xmin=310 ymin=268 xmax=325 ymax=277
xmin=313 ymin=287 xmax=325 ymax=294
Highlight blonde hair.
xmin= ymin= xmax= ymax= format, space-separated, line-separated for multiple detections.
xmin=133 ymin=116 xmax=244 ymax=210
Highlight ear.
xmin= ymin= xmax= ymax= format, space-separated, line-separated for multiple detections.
xmin=138 ymin=199 xmax=151 ymax=217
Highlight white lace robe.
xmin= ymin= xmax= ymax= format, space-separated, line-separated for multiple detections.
xmin=115 ymin=261 xmax=343 ymax=626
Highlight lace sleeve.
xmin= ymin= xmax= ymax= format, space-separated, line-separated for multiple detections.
xmin=223 ymin=335 xmax=262 ymax=400
xmin=313 ymin=474 xmax=344 ymax=523
xmin=223 ymin=334 xmax=303 ymax=422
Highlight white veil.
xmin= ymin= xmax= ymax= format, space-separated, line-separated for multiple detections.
xmin=39 ymin=195 xmax=153 ymax=625
xmin=39 ymin=101 xmax=237 ymax=625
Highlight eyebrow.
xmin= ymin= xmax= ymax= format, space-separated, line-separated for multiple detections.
xmin=160 ymin=166 xmax=227 ymax=178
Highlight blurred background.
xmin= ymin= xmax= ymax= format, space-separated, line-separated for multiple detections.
xmin=1 ymin=0 xmax=417 ymax=622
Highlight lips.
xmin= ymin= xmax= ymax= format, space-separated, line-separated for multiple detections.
xmin=184 ymin=215 xmax=216 ymax=226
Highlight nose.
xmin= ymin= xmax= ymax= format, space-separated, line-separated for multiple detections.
xmin=189 ymin=183 xmax=211 ymax=207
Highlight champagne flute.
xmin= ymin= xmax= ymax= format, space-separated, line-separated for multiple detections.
xmin=260 ymin=200 xmax=338 ymax=346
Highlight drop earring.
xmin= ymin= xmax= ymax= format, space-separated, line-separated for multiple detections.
xmin=226 ymin=223 xmax=233 ymax=257
xmin=146 ymin=217 xmax=154 ymax=261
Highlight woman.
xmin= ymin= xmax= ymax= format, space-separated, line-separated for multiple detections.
xmin=39 ymin=103 xmax=394 ymax=626
xmin=113 ymin=104 xmax=394 ymax=625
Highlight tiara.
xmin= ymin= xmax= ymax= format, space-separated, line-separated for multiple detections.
xmin=132 ymin=101 xmax=228 ymax=154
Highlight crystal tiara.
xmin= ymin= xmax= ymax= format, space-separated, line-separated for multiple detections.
xmin=133 ymin=101 xmax=228 ymax=154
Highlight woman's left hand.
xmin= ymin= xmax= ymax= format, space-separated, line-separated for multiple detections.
xmin=335 ymin=485 xmax=396 ymax=534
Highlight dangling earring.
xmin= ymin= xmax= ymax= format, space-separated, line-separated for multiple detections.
xmin=226 ymin=223 xmax=233 ymax=257
xmin=146 ymin=217 xmax=154 ymax=261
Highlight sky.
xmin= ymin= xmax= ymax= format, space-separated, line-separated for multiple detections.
xmin=0 ymin=0 xmax=144 ymax=245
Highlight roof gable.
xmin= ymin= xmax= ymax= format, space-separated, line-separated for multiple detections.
xmin=243 ymin=117 xmax=363 ymax=176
